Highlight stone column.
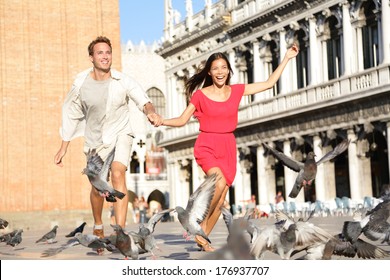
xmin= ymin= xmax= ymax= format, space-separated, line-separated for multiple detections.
xmin=252 ymin=40 xmax=264 ymax=101
xmin=355 ymin=24 xmax=364 ymax=71
xmin=313 ymin=135 xmax=326 ymax=201
xmin=228 ymin=49 xmax=239 ymax=84
xmin=278 ymin=29 xmax=289 ymax=94
xmin=309 ymin=16 xmax=319 ymax=85
xmin=349 ymin=129 xmax=374 ymax=200
xmin=191 ymin=158 xmax=201 ymax=192
xmin=321 ymin=39 xmax=329 ymax=82
xmin=238 ymin=148 xmax=252 ymax=210
xmin=167 ymin=160 xmax=179 ymax=213
xmin=342 ymin=2 xmax=353 ymax=75
xmin=382 ymin=0 xmax=390 ymax=64
xmin=388 ymin=122 xmax=390 ymax=177
xmin=257 ymin=144 xmax=276 ymax=205
xmin=178 ymin=159 xmax=191 ymax=207
xmin=322 ymin=145 xmax=337 ymax=200
xmin=185 ymin=0 xmax=193 ymax=32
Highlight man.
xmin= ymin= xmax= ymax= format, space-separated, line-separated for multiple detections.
xmin=54 ymin=36 xmax=162 ymax=247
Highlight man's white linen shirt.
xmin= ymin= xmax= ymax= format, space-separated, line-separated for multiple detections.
xmin=60 ymin=68 xmax=151 ymax=146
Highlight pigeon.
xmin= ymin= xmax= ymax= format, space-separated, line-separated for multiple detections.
xmin=65 ymin=222 xmax=87 ymax=238
xmin=250 ymin=210 xmax=334 ymax=259
xmin=0 ymin=218 xmax=9 ymax=229
xmin=174 ymin=173 xmax=218 ymax=244
xmin=82 ymin=148 xmax=125 ymax=202
xmin=220 ymin=207 xmax=260 ymax=243
xmin=130 ymin=208 xmax=174 ymax=258
xmin=262 ymin=139 xmax=350 ymax=198
xmin=0 ymin=229 xmax=18 ymax=243
xmin=340 ymin=192 xmax=390 ymax=245
xmin=206 ymin=206 xmax=256 ymax=260
xmin=36 ymin=225 xmax=59 ymax=244
xmin=6 ymin=229 xmax=23 ymax=248
xmin=111 ymin=224 xmax=139 ymax=260
xmin=250 ymin=220 xmax=297 ymax=259
xmin=362 ymin=198 xmax=390 ymax=245
xmin=41 ymin=232 xmax=112 ymax=257
xmin=323 ymin=233 xmax=390 ymax=260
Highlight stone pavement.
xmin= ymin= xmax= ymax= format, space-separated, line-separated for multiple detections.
xmin=1 ymin=211 xmax=390 ymax=261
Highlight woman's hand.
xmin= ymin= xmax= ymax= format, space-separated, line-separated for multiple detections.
xmin=285 ymin=43 xmax=299 ymax=59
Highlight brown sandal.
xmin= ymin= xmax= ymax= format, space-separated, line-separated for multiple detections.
xmin=195 ymin=235 xmax=215 ymax=252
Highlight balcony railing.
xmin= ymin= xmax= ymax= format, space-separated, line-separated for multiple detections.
xmin=159 ymin=64 xmax=390 ymax=146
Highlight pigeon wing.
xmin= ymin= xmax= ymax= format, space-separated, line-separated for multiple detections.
xmin=316 ymin=139 xmax=350 ymax=165
xmin=145 ymin=208 xmax=174 ymax=234
xmin=85 ymin=149 xmax=104 ymax=175
xmin=221 ymin=206 xmax=233 ymax=233
xmin=262 ymin=143 xmax=304 ymax=172
xmin=98 ymin=148 xmax=115 ymax=181
xmin=294 ymin=221 xmax=334 ymax=251
xmin=186 ymin=174 xmax=217 ymax=224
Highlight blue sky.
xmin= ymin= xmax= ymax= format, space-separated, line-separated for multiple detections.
xmin=119 ymin=0 xmax=215 ymax=44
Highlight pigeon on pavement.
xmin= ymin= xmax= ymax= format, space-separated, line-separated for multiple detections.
xmin=174 ymin=173 xmax=218 ymax=244
xmin=130 ymin=208 xmax=174 ymax=258
xmin=36 ymin=225 xmax=59 ymax=244
xmin=111 ymin=224 xmax=139 ymax=260
xmin=6 ymin=229 xmax=23 ymax=248
xmin=0 ymin=229 xmax=18 ymax=243
xmin=262 ymin=139 xmax=350 ymax=198
xmin=82 ymin=148 xmax=125 ymax=202
xmin=250 ymin=210 xmax=334 ymax=259
xmin=41 ymin=232 xmax=112 ymax=257
xmin=65 ymin=222 xmax=87 ymax=238
xmin=0 ymin=218 xmax=9 ymax=229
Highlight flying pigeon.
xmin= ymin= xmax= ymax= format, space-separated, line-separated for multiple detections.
xmin=339 ymin=190 xmax=390 ymax=246
xmin=41 ymin=232 xmax=113 ymax=257
xmin=130 ymin=208 xmax=174 ymax=258
xmin=6 ymin=229 xmax=23 ymax=248
xmin=262 ymin=139 xmax=350 ymax=198
xmin=362 ymin=200 xmax=390 ymax=245
xmin=82 ymin=148 xmax=125 ymax=202
xmin=0 ymin=218 xmax=9 ymax=229
xmin=36 ymin=225 xmax=59 ymax=244
xmin=323 ymin=233 xmax=390 ymax=260
xmin=111 ymin=224 xmax=139 ymax=260
xmin=174 ymin=173 xmax=218 ymax=244
xmin=65 ymin=222 xmax=87 ymax=238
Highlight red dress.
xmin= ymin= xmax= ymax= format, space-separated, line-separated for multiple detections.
xmin=190 ymin=84 xmax=245 ymax=186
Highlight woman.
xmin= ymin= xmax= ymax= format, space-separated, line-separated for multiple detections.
xmin=161 ymin=44 xmax=299 ymax=251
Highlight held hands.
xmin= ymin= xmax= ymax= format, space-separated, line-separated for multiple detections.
xmin=285 ymin=43 xmax=299 ymax=59
xmin=147 ymin=112 xmax=164 ymax=127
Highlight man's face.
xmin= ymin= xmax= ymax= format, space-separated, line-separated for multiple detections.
xmin=90 ymin=42 xmax=112 ymax=72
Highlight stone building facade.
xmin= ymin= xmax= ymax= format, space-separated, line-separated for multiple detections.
xmin=156 ymin=0 xmax=390 ymax=212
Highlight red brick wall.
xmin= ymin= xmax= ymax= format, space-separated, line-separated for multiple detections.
xmin=0 ymin=0 xmax=122 ymax=212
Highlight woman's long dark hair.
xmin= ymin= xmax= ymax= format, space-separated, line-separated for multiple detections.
xmin=184 ymin=52 xmax=233 ymax=101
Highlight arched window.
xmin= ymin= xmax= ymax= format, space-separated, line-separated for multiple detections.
xmin=147 ymin=87 xmax=166 ymax=118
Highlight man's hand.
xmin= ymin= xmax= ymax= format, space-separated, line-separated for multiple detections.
xmin=147 ymin=112 xmax=163 ymax=127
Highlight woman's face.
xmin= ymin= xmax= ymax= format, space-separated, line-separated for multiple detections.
xmin=208 ymin=58 xmax=229 ymax=87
